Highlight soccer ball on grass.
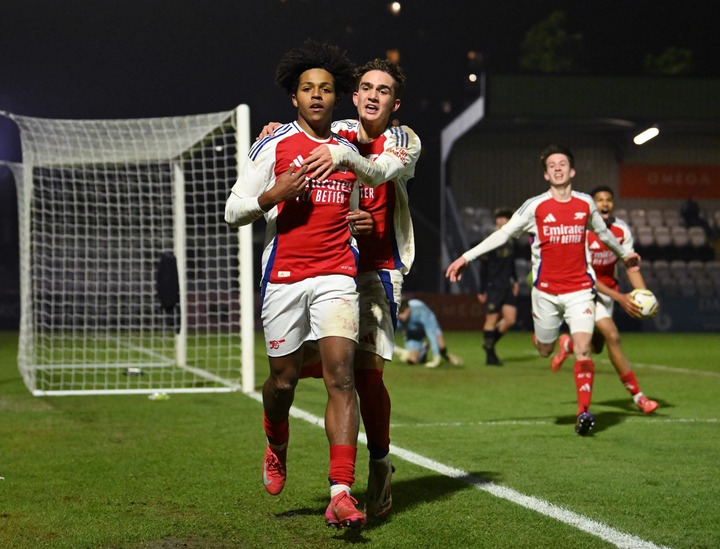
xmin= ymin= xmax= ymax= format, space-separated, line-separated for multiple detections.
xmin=629 ymin=289 xmax=659 ymax=319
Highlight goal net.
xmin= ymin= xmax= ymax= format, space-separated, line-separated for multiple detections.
xmin=4 ymin=106 xmax=255 ymax=396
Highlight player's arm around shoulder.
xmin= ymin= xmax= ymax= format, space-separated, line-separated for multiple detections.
xmin=378 ymin=124 xmax=422 ymax=180
xmin=387 ymin=124 xmax=421 ymax=161
xmin=318 ymin=125 xmax=421 ymax=188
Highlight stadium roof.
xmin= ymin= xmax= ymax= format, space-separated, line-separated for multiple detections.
xmin=470 ymin=75 xmax=720 ymax=143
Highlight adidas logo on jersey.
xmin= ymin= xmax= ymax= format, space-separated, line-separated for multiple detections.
xmin=589 ymin=240 xmax=602 ymax=250
xmin=543 ymin=213 xmax=557 ymax=223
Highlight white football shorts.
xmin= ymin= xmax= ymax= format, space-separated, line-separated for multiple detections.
xmin=532 ymin=288 xmax=596 ymax=344
xmin=261 ymin=274 xmax=359 ymax=357
xmin=594 ymin=292 xmax=614 ymax=322
xmin=356 ymin=269 xmax=404 ymax=361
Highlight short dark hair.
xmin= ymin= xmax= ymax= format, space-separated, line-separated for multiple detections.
xmin=540 ymin=144 xmax=575 ymax=170
xmin=589 ymin=185 xmax=614 ymax=199
xmin=275 ymin=39 xmax=355 ymax=99
xmin=493 ymin=208 xmax=513 ymax=220
xmin=355 ymin=58 xmax=407 ymax=99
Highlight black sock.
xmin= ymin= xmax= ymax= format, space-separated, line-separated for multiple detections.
xmin=483 ymin=330 xmax=495 ymax=350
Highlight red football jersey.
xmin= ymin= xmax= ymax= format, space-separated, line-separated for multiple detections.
xmin=228 ymin=122 xmax=359 ymax=284
xmin=588 ymin=218 xmax=634 ymax=290
xmin=332 ymin=120 xmax=420 ymax=274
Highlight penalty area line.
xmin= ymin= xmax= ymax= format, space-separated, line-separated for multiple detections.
xmin=247 ymin=391 xmax=669 ymax=549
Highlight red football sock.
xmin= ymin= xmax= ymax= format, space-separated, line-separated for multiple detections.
xmin=574 ymin=359 xmax=595 ymax=414
xmin=355 ymin=369 xmax=391 ymax=459
xmin=263 ymin=411 xmax=289 ymax=448
xmin=620 ymin=370 xmax=640 ymax=396
xmin=329 ymin=444 xmax=357 ymax=487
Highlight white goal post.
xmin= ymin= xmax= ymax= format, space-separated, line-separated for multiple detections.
xmin=3 ymin=106 xmax=255 ymax=396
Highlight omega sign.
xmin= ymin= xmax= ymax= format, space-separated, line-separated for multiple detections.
xmin=619 ymin=165 xmax=720 ymax=198
xmin=646 ymin=168 xmax=711 ymax=187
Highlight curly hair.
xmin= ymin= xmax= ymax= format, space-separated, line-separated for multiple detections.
xmin=354 ymin=58 xmax=407 ymax=99
xmin=275 ymin=39 xmax=355 ymax=98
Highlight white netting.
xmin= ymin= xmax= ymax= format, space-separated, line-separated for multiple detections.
xmin=6 ymin=107 xmax=254 ymax=395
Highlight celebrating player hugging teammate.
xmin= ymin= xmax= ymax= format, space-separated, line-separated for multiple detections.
xmin=225 ymin=40 xmax=391 ymax=530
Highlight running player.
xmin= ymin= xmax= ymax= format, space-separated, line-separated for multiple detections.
xmin=225 ymin=40 xmax=380 ymax=529
xmin=445 ymin=145 xmax=641 ymax=435
xmin=551 ymin=185 xmax=659 ymax=414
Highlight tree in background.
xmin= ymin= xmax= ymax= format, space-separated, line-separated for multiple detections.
xmin=644 ymin=47 xmax=696 ymax=76
xmin=519 ymin=10 xmax=584 ymax=74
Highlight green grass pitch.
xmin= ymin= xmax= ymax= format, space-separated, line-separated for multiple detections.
xmin=1 ymin=329 xmax=718 ymax=548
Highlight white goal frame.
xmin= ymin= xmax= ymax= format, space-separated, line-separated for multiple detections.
xmin=3 ymin=106 xmax=255 ymax=396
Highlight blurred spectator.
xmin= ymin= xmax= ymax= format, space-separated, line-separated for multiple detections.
xmin=680 ymin=196 xmax=713 ymax=237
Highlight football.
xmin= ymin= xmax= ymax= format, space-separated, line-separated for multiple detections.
xmin=629 ymin=288 xmax=659 ymax=319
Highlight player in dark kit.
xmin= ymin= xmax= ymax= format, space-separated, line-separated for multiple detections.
xmin=477 ymin=208 xmax=519 ymax=366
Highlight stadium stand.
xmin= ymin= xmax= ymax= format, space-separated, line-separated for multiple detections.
xmin=646 ymin=209 xmax=663 ymax=228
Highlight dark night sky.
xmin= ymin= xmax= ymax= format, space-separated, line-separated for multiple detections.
xmin=2 ymin=0 xmax=719 ymax=157
xmin=1 ymin=0 xmax=719 ymax=292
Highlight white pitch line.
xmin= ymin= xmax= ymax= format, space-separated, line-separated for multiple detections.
xmin=631 ymin=362 xmax=720 ymax=377
xmin=389 ymin=444 xmax=670 ymax=549
xmin=390 ymin=417 xmax=718 ymax=429
xmin=501 ymin=352 xmax=720 ymax=378
xmin=392 ymin=419 xmax=552 ymax=428
xmin=246 ymin=391 xmax=670 ymax=549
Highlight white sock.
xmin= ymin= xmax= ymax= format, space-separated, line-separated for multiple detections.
xmin=331 ymin=484 xmax=351 ymax=499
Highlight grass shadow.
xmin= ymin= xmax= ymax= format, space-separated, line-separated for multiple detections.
xmin=596 ymin=397 xmax=674 ymax=413
xmin=273 ymin=470 xmax=502 ymax=536
xmin=363 ymin=470 xmax=502 ymax=531
xmin=554 ymin=412 xmax=623 ymax=435
xmin=274 ymin=504 xmax=371 ymax=543
xmin=555 ymin=398 xmax=674 ymax=435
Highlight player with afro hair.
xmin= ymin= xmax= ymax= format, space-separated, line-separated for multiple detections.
xmin=275 ymin=38 xmax=355 ymax=101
